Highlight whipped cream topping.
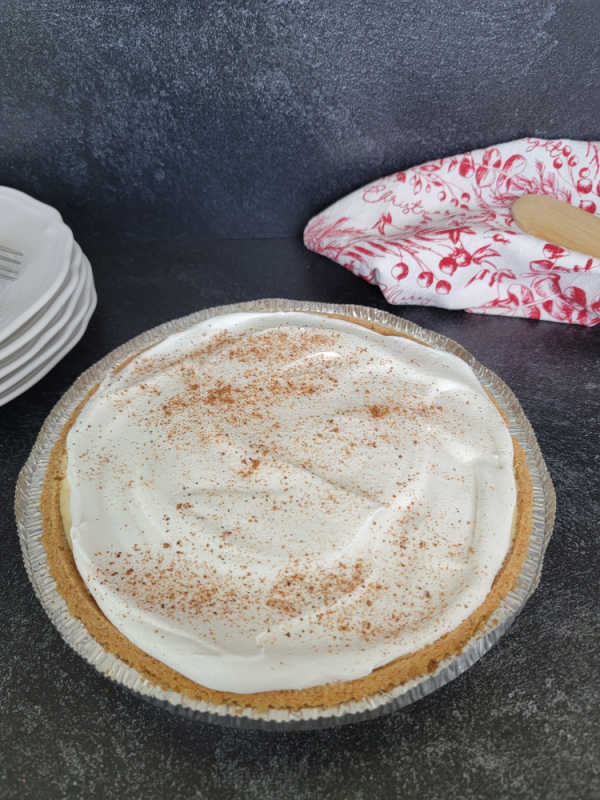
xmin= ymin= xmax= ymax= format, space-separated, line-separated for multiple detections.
xmin=65 ymin=311 xmax=516 ymax=694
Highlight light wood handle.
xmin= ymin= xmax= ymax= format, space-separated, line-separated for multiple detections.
xmin=511 ymin=194 xmax=600 ymax=259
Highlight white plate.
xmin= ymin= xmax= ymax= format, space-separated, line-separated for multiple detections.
xmin=0 ymin=261 xmax=96 ymax=406
xmin=0 ymin=248 xmax=79 ymax=360
xmin=0 ymin=260 xmax=93 ymax=393
xmin=0 ymin=240 xmax=82 ymax=360
xmin=0 ymin=188 xmax=74 ymax=341
xmin=0 ymin=250 xmax=89 ymax=378
xmin=0 ymin=245 xmax=83 ymax=369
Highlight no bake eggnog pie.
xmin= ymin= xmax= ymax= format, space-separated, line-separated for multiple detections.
xmin=41 ymin=311 xmax=532 ymax=711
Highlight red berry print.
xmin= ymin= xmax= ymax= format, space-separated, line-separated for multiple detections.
xmin=453 ymin=248 xmax=471 ymax=267
xmin=392 ymin=262 xmax=409 ymax=280
xmin=438 ymin=256 xmax=457 ymax=275
xmin=542 ymin=244 xmax=564 ymax=258
xmin=577 ymin=178 xmax=592 ymax=194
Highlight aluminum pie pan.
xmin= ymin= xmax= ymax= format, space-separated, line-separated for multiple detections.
xmin=15 ymin=298 xmax=556 ymax=730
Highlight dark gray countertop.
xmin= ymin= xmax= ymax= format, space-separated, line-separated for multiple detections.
xmin=1 ymin=235 xmax=598 ymax=799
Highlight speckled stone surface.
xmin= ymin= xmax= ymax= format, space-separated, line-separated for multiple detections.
xmin=1 ymin=236 xmax=599 ymax=799
xmin=1 ymin=0 xmax=600 ymax=241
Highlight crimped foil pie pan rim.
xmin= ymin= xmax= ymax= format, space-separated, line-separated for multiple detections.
xmin=15 ymin=298 xmax=556 ymax=730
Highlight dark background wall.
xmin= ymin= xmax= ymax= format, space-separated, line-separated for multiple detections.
xmin=2 ymin=0 xmax=600 ymax=242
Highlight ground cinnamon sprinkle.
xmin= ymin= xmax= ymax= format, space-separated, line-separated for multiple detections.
xmin=368 ymin=404 xmax=390 ymax=418
xmin=239 ymin=457 xmax=261 ymax=478
xmin=205 ymin=382 xmax=236 ymax=406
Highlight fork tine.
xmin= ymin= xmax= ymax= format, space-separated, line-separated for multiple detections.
xmin=0 ymin=243 xmax=22 ymax=281
xmin=0 ymin=259 xmax=20 ymax=275
xmin=0 ymin=261 xmax=19 ymax=274
xmin=0 ymin=244 xmax=23 ymax=256
xmin=0 ymin=254 xmax=22 ymax=266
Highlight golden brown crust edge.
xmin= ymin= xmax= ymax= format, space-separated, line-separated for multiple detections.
xmin=40 ymin=317 xmax=534 ymax=712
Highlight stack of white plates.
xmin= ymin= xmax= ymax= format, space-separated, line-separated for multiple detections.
xmin=0 ymin=188 xmax=97 ymax=406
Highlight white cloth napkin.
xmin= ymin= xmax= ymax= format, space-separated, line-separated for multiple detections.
xmin=304 ymin=138 xmax=600 ymax=325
